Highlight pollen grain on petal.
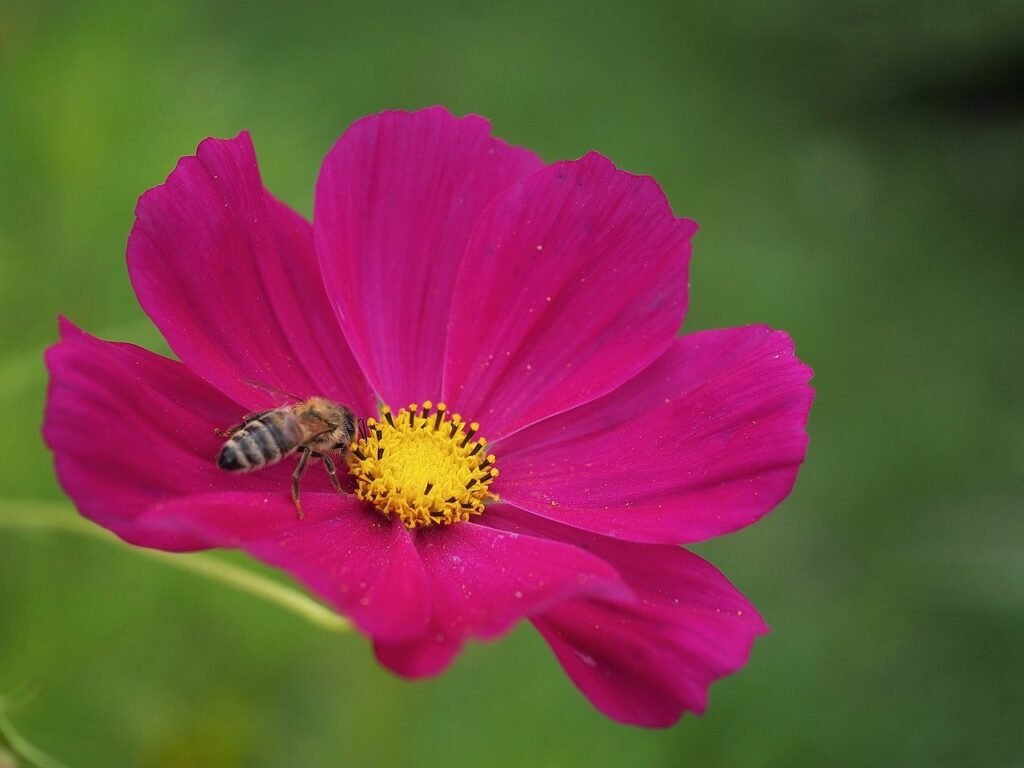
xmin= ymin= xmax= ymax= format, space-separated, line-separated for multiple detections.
xmin=347 ymin=402 xmax=497 ymax=528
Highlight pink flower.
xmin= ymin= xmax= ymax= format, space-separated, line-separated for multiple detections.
xmin=43 ymin=107 xmax=813 ymax=727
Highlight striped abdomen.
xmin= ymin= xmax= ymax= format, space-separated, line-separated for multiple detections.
xmin=217 ymin=411 xmax=303 ymax=473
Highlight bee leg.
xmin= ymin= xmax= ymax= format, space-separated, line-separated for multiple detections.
xmin=291 ymin=449 xmax=311 ymax=520
xmin=318 ymin=453 xmax=344 ymax=494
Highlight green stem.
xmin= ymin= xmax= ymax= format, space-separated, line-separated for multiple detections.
xmin=0 ymin=499 xmax=351 ymax=633
xmin=0 ymin=709 xmax=69 ymax=768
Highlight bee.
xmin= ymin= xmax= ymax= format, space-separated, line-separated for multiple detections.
xmin=217 ymin=397 xmax=356 ymax=520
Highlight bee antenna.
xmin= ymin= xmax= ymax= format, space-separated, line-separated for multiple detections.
xmin=357 ymin=417 xmax=369 ymax=441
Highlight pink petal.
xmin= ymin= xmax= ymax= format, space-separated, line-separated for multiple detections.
xmin=492 ymin=506 xmax=767 ymax=727
xmin=495 ymin=327 xmax=814 ymax=544
xmin=244 ymin=508 xmax=432 ymax=643
xmin=314 ymin=107 xmax=543 ymax=406
xmin=135 ymin=491 xmax=347 ymax=548
xmin=43 ymin=320 xmax=339 ymax=550
xmin=373 ymin=509 xmax=628 ymax=677
xmin=127 ymin=131 xmax=375 ymax=414
xmin=442 ymin=152 xmax=697 ymax=439
xmin=373 ymin=624 xmax=462 ymax=678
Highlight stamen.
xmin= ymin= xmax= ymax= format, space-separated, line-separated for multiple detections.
xmin=347 ymin=403 xmax=499 ymax=529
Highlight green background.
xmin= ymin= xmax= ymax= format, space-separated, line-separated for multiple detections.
xmin=2 ymin=1 xmax=1022 ymax=765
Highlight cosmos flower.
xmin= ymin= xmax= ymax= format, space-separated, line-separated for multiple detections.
xmin=43 ymin=107 xmax=813 ymax=727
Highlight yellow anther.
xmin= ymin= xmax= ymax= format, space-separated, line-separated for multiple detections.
xmin=347 ymin=402 xmax=498 ymax=529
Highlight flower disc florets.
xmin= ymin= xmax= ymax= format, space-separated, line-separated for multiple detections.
xmin=348 ymin=401 xmax=498 ymax=528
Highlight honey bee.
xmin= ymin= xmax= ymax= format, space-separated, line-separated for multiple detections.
xmin=217 ymin=397 xmax=356 ymax=519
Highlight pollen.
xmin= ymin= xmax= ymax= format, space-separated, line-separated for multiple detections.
xmin=347 ymin=402 xmax=498 ymax=529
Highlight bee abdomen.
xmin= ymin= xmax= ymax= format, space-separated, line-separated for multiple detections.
xmin=218 ymin=417 xmax=294 ymax=472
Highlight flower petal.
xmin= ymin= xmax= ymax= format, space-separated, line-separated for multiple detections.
xmin=127 ymin=131 xmax=375 ymax=413
xmin=314 ymin=107 xmax=543 ymax=406
xmin=491 ymin=506 xmax=767 ymax=727
xmin=134 ymin=491 xmax=348 ymax=549
xmin=495 ymin=327 xmax=814 ymax=544
xmin=43 ymin=320 xmax=339 ymax=550
xmin=244 ymin=508 xmax=431 ymax=643
xmin=443 ymin=152 xmax=697 ymax=439
xmin=373 ymin=509 xmax=627 ymax=677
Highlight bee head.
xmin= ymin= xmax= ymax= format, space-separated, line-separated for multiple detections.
xmin=306 ymin=398 xmax=356 ymax=440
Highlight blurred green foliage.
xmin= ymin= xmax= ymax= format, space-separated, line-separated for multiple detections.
xmin=1 ymin=0 xmax=1022 ymax=765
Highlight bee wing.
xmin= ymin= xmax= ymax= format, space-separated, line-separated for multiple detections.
xmin=289 ymin=408 xmax=336 ymax=440
xmin=217 ymin=409 xmax=275 ymax=439
xmin=242 ymin=378 xmax=303 ymax=404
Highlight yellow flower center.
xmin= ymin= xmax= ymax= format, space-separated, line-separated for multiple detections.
xmin=347 ymin=401 xmax=498 ymax=529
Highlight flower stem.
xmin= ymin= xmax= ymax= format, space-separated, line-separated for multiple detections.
xmin=0 ymin=499 xmax=351 ymax=633
xmin=0 ymin=706 xmax=69 ymax=768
